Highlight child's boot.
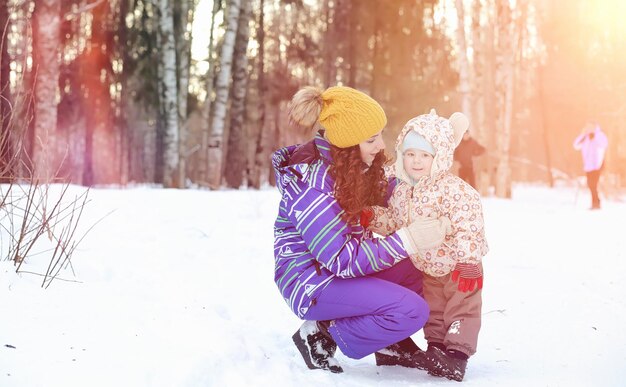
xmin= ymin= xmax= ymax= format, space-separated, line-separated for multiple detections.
xmin=426 ymin=346 xmax=468 ymax=382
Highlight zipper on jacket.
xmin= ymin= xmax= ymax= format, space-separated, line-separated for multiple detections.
xmin=288 ymin=167 xmax=303 ymax=179
xmin=313 ymin=261 xmax=322 ymax=275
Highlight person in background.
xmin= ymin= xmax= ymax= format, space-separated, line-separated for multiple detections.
xmin=573 ymin=122 xmax=608 ymax=210
xmin=453 ymin=131 xmax=485 ymax=189
xmin=272 ymin=86 xmax=453 ymax=374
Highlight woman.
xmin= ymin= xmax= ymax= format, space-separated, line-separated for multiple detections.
xmin=573 ymin=122 xmax=608 ymax=210
xmin=272 ymin=86 xmax=452 ymax=373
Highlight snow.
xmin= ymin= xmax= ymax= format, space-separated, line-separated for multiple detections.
xmin=1 ymin=183 xmax=625 ymax=386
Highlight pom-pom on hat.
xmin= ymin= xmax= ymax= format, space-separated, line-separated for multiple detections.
xmin=288 ymin=86 xmax=387 ymax=148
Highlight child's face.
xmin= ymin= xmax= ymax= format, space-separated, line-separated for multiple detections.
xmin=403 ymin=149 xmax=434 ymax=180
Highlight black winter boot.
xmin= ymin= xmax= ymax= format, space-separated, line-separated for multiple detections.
xmin=292 ymin=320 xmax=343 ymax=373
xmin=375 ymin=337 xmax=432 ymax=370
xmin=426 ymin=346 xmax=468 ymax=382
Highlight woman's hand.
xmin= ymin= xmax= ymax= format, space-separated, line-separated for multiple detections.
xmin=360 ymin=207 xmax=374 ymax=228
xmin=397 ymin=216 xmax=452 ymax=254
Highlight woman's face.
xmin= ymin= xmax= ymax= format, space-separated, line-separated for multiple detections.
xmin=359 ymin=130 xmax=386 ymax=166
xmin=402 ymin=149 xmax=434 ymax=180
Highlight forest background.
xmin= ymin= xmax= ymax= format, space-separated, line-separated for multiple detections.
xmin=1 ymin=0 xmax=625 ymax=197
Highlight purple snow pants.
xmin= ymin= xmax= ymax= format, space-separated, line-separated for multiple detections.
xmin=303 ymin=259 xmax=428 ymax=359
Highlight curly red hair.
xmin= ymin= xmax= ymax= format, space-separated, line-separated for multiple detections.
xmin=329 ymin=145 xmax=388 ymax=223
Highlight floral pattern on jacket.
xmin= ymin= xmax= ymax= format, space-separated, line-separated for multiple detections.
xmin=369 ymin=110 xmax=489 ymax=277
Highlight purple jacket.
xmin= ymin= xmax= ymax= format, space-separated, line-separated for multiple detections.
xmin=573 ymin=127 xmax=608 ymax=172
xmin=272 ymin=131 xmax=409 ymax=318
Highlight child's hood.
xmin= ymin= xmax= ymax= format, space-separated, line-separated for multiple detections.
xmin=391 ymin=109 xmax=469 ymax=183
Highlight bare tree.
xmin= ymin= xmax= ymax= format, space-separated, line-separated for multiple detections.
xmin=197 ymin=0 xmax=222 ymax=184
xmin=158 ymin=0 xmax=180 ymax=188
xmin=454 ymin=0 xmax=472 ymax=120
xmin=32 ymin=0 xmax=62 ymax=182
xmin=470 ymin=0 xmax=485 ymax=141
xmin=206 ymin=0 xmax=241 ymax=189
xmin=322 ymin=0 xmax=336 ymax=87
xmin=224 ymin=0 xmax=252 ymax=189
xmin=175 ymin=0 xmax=195 ymax=188
xmin=346 ymin=0 xmax=357 ymax=88
xmin=56 ymin=0 xmax=117 ymax=186
xmin=0 ymin=0 xmax=12 ymax=181
xmin=493 ymin=0 xmax=527 ymax=198
xmin=248 ymin=0 xmax=267 ymax=189
xmin=537 ymin=65 xmax=554 ymax=187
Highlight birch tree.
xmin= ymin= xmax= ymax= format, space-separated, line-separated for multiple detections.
xmin=493 ymin=0 xmax=526 ymax=198
xmin=175 ymin=0 xmax=195 ymax=187
xmin=224 ymin=0 xmax=252 ymax=188
xmin=198 ymin=0 xmax=222 ymax=183
xmin=158 ymin=0 xmax=180 ymax=188
xmin=32 ymin=0 xmax=61 ymax=182
xmin=470 ymin=0 xmax=485 ymax=142
xmin=480 ymin=2 xmax=499 ymax=194
xmin=207 ymin=0 xmax=241 ymax=189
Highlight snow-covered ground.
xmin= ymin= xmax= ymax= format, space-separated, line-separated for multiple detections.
xmin=1 ymin=184 xmax=625 ymax=386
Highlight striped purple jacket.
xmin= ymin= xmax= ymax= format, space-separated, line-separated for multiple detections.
xmin=272 ymin=131 xmax=410 ymax=318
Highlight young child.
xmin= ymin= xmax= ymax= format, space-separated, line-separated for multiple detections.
xmin=369 ymin=109 xmax=489 ymax=381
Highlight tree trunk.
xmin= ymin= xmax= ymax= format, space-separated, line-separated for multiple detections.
xmin=57 ymin=0 xmax=84 ymax=186
xmin=471 ymin=0 xmax=484 ymax=138
xmin=81 ymin=1 xmax=115 ymax=185
xmin=10 ymin=1 xmax=34 ymax=180
xmin=57 ymin=41 xmax=86 ymax=186
xmin=454 ymin=0 xmax=472 ymax=119
xmin=32 ymin=0 xmax=61 ymax=183
xmin=537 ymin=65 xmax=554 ymax=187
xmin=175 ymin=0 xmax=194 ymax=188
xmin=469 ymin=0 xmax=487 ymax=192
xmin=207 ymin=0 xmax=241 ymax=189
xmin=198 ymin=0 xmax=222 ymax=184
xmin=154 ymin=3 xmax=165 ymax=185
xmin=249 ymin=0 xmax=266 ymax=189
xmin=267 ymin=104 xmax=279 ymax=187
xmin=482 ymin=0 xmax=498 ymax=195
xmin=0 ymin=0 xmax=12 ymax=181
xmin=224 ymin=0 xmax=252 ymax=189
xmin=117 ymin=0 xmax=130 ymax=185
xmin=322 ymin=0 xmax=336 ymax=87
xmin=158 ymin=0 xmax=180 ymax=188
xmin=494 ymin=1 xmax=526 ymax=198
xmin=370 ymin=0 xmax=382 ymax=98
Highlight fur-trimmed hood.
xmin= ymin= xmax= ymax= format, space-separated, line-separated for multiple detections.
xmin=390 ymin=109 xmax=469 ymax=185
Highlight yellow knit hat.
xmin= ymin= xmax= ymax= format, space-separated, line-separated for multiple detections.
xmin=319 ymin=86 xmax=387 ymax=148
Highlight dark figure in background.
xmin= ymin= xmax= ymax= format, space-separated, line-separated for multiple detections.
xmin=453 ymin=132 xmax=485 ymax=189
xmin=573 ymin=123 xmax=608 ymax=210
